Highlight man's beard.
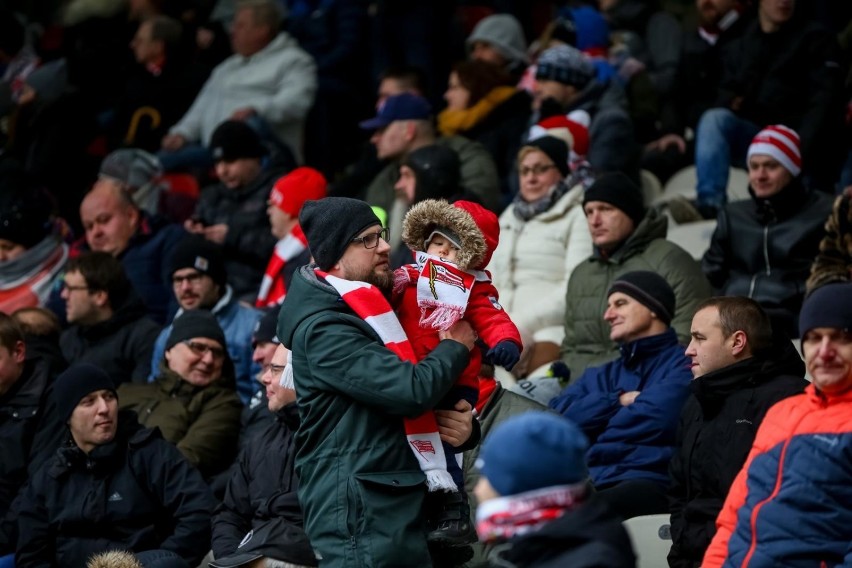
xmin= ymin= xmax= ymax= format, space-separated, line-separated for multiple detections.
xmin=364 ymin=269 xmax=393 ymax=300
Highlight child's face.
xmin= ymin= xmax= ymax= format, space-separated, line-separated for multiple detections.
xmin=426 ymin=235 xmax=459 ymax=261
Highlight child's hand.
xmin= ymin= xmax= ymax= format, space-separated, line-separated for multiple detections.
xmin=486 ymin=341 xmax=520 ymax=371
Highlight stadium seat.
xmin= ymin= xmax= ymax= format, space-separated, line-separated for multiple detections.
xmin=623 ymin=513 xmax=672 ymax=568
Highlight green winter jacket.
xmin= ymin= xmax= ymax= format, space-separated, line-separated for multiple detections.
xmin=560 ymin=209 xmax=711 ymax=382
xmin=117 ymin=364 xmax=243 ymax=478
xmin=277 ymin=266 xmax=471 ymax=567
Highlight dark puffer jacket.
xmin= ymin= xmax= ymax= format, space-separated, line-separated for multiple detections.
xmin=194 ymin=168 xmax=284 ymax=298
xmin=212 ymin=402 xmax=316 ymax=566
xmin=16 ymin=412 xmax=214 ymax=567
xmin=0 ymin=358 xmax=55 ymax=553
xmin=702 ymin=179 xmax=833 ymax=337
xmin=667 ymin=340 xmax=808 ymax=568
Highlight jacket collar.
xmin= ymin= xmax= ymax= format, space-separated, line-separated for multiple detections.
xmin=619 ymin=328 xmax=680 ymax=368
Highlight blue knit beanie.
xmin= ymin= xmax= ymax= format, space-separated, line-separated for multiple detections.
xmin=799 ymin=282 xmax=852 ymax=339
xmin=476 ymin=411 xmax=588 ymax=496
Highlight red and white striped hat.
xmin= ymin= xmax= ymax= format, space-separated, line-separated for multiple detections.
xmin=746 ymin=124 xmax=801 ymax=176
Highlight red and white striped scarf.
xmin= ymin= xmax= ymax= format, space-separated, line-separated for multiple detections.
xmin=256 ymin=224 xmax=308 ymax=308
xmin=316 ymin=268 xmax=457 ymax=492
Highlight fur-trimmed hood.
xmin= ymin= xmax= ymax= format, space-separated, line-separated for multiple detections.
xmin=401 ymin=199 xmax=499 ymax=270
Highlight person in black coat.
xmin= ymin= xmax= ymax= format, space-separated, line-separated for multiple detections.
xmin=702 ymin=125 xmax=833 ymax=337
xmin=59 ymin=252 xmax=161 ymax=385
xmin=211 ymin=344 xmax=316 ymax=567
xmin=669 ymin=296 xmax=808 ymax=567
xmin=15 ymin=364 xmax=215 ymax=568
xmin=474 ymin=411 xmax=635 ymax=568
xmin=0 ymin=313 xmax=60 ymax=559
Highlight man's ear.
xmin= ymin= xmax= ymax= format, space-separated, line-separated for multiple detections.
xmin=92 ymin=290 xmax=110 ymax=309
xmin=12 ymin=340 xmax=26 ymax=365
xmin=730 ymin=330 xmax=748 ymax=357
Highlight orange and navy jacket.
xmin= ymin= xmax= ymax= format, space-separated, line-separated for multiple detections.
xmin=702 ymin=383 xmax=852 ymax=568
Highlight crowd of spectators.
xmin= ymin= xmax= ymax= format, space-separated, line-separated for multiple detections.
xmin=1 ymin=0 xmax=851 ymax=566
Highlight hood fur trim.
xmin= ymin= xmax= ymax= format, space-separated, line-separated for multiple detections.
xmin=87 ymin=551 xmax=144 ymax=568
xmin=402 ymin=200 xmax=486 ymax=270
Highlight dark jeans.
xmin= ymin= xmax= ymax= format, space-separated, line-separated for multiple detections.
xmin=694 ymin=108 xmax=760 ymax=208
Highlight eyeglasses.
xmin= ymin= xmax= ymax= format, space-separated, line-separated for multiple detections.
xmin=520 ymin=164 xmax=557 ymax=177
xmin=351 ymin=227 xmax=389 ymax=249
xmin=62 ymin=283 xmax=90 ymax=293
xmin=182 ymin=340 xmax=226 ymax=360
xmin=172 ymin=272 xmax=205 ymax=286
xmin=262 ymin=363 xmax=287 ymax=376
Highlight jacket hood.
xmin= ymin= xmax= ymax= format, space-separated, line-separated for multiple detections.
xmin=277 ymin=265 xmax=350 ymax=348
xmin=401 ymin=199 xmax=499 ymax=270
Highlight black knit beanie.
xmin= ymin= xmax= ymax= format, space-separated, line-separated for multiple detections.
xmin=209 ymin=120 xmax=266 ymax=162
xmin=300 ymin=197 xmax=382 ymax=271
xmin=583 ymin=172 xmax=646 ymax=227
xmin=404 ymin=145 xmax=461 ymax=203
xmin=799 ymin=282 xmax=852 ymax=340
xmin=167 ymin=236 xmax=227 ymax=288
xmin=54 ymin=363 xmax=117 ymax=423
xmin=525 ymin=136 xmax=570 ymax=177
xmin=607 ymin=270 xmax=675 ymax=326
xmin=166 ymin=310 xmax=227 ymax=351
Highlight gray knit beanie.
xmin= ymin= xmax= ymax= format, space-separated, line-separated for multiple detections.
xmin=467 ymin=14 xmax=529 ymax=67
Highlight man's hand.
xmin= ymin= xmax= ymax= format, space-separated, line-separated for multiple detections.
xmin=230 ymin=107 xmax=257 ymax=121
xmin=202 ymin=223 xmax=228 ymax=244
xmin=619 ymin=390 xmax=640 ymax=406
xmin=436 ymin=400 xmax=473 ymax=448
xmin=184 ymin=218 xmax=205 ymax=234
xmin=161 ymin=133 xmax=187 ymax=151
xmin=439 ymin=321 xmax=476 ymax=351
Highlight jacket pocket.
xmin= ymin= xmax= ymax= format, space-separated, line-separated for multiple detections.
xmin=346 ymin=471 xmax=427 ymax=566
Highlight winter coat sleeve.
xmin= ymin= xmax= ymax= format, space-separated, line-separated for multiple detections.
xmin=211 ymin=448 xmax=253 ymax=558
xmin=250 ymin=52 xmax=317 ymax=126
xmin=298 ymin=314 xmax=470 ymax=417
xmin=466 ymin=281 xmax=522 ymax=350
xmin=15 ymin=469 xmax=55 ymax=568
xmin=702 ymin=209 xmax=731 ymax=291
xmin=149 ymin=327 xmax=169 ymax=380
xmin=169 ymin=75 xmax=216 ymax=142
xmin=176 ymin=391 xmax=243 ymax=477
xmin=549 ymin=365 xmax=622 ymax=442
xmin=132 ymin=438 xmax=215 ymax=564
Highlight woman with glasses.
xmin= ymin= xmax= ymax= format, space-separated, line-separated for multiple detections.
xmin=118 ymin=310 xmax=243 ymax=480
xmin=487 ymin=135 xmax=593 ymax=378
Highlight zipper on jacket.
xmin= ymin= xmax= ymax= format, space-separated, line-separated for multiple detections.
xmin=742 ymin=435 xmax=792 ymax=568
xmin=748 ymin=226 xmax=772 ymax=298
xmin=761 ymin=225 xmax=771 ymax=276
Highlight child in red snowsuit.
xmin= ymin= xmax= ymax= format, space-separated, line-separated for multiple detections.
xmin=393 ymin=198 xmax=523 ymax=544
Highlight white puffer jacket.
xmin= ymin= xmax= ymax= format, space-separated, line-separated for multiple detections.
xmin=488 ymin=184 xmax=591 ymax=344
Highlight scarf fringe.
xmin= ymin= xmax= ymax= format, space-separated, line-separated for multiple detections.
xmin=419 ymin=301 xmax=465 ymax=330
